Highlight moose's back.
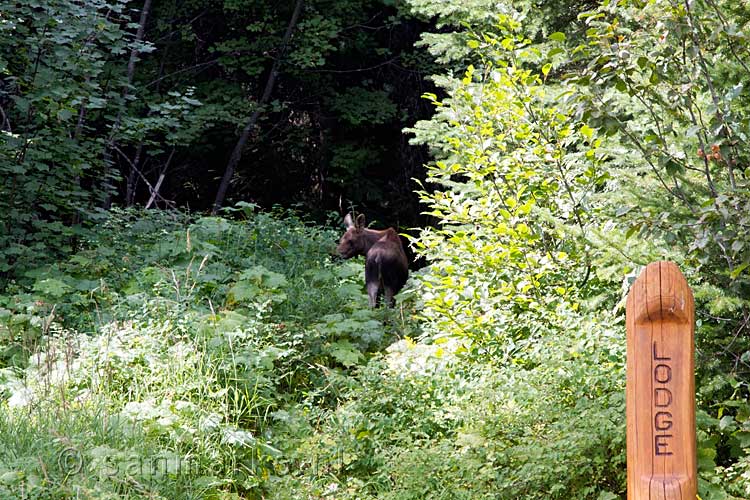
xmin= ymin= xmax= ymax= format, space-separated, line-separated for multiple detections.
xmin=337 ymin=213 xmax=408 ymax=307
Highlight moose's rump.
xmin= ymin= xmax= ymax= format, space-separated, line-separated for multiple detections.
xmin=365 ymin=239 xmax=408 ymax=292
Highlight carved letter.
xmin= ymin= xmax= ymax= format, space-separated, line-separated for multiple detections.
xmin=653 ymin=341 xmax=671 ymax=360
xmin=654 ymin=387 xmax=673 ymax=407
xmin=654 ymin=364 xmax=672 ymax=384
xmin=655 ymin=434 xmax=674 ymax=456
xmin=655 ymin=411 xmax=673 ymax=431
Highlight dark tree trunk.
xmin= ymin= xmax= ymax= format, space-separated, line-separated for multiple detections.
xmin=211 ymin=0 xmax=304 ymax=215
xmin=102 ymin=0 xmax=153 ymax=209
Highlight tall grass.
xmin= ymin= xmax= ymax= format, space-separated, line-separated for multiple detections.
xmin=0 ymin=208 xmax=405 ymax=498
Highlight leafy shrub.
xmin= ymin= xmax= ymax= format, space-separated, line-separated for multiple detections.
xmin=0 ymin=207 xmax=410 ymax=498
xmin=270 ymin=309 xmax=626 ymax=499
xmin=399 ymin=0 xmax=750 ymax=497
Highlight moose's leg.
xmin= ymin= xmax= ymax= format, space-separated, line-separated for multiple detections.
xmin=365 ymin=258 xmax=380 ymax=307
xmin=384 ymin=287 xmax=395 ymax=308
xmin=367 ymin=282 xmax=380 ymax=308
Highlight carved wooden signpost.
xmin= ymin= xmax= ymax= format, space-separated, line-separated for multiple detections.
xmin=626 ymin=261 xmax=697 ymax=500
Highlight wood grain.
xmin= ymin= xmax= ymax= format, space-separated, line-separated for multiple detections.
xmin=626 ymin=261 xmax=696 ymax=500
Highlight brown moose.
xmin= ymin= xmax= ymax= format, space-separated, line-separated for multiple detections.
xmin=337 ymin=213 xmax=408 ymax=307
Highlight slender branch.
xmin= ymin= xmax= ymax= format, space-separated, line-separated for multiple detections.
xmin=703 ymin=0 xmax=750 ymax=74
xmin=113 ymin=145 xmax=173 ymax=206
xmin=589 ymin=93 xmax=696 ymax=213
xmin=339 ymin=11 xmax=384 ymax=32
xmin=623 ymin=79 xmax=701 ymax=205
xmin=302 ymin=56 xmax=401 ymax=74
xmin=513 ymin=77 xmax=588 ymax=237
xmin=101 ymin=0 xmax=153 ymax=209
xmin=146 ymin=148 xmax=175 ymax=209
xmin=685 ymin=101 xmax=717 ymax=197
xmin=127 ymin=36 xmax=171 ymax=207
xmin=212 ymin=0 xmax=305 ymax=214
xmin=73 ymin=100 xmax=87 ymax=139
xmin=127 ymin=0 xmax=152 ymax=86
xmin=683 ymin=0 xmax=737 ymax=189
xmin=151 ymin=10 xmax=208 ymax=44
xmin=144 ymin=59 xmax=219 ymax=89
xmin=17 ymin=23 xmax=49 ymax=164
xmin=0 ymin=103 xmax=11 ymax=133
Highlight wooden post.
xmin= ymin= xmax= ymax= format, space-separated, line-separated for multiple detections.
xmin=626 ymin=261 xmax=696 ymax=500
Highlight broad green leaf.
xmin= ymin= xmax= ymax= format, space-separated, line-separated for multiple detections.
xmin=549 ymin=32 xmax=566 ymax=42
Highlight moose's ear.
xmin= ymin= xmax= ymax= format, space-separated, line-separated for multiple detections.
xmin=355 ymin=214 xmax=366 ymax=229
xmin=343 ymin=213 xmax=355 ymax=228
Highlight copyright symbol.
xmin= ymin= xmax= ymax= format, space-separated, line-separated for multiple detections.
xmin=58 ymin=447 xmax=83 ymax=475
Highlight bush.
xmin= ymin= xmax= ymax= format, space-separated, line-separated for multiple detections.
xmin=0 ymin=207 xmax=411 ymax=498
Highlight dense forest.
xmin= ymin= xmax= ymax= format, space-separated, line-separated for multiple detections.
xmin=1 ymin=0 xmax=750 ymax=498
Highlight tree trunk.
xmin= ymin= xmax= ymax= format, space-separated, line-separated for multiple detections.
xmin=211 ymin=0 xmax=304 ymax=214
xmin=125 ymin=143 xmax=143 ymax=206
xmin=127 ymin=34 xmax=170 ymax=207
xmin=145 ymin=148 xmax=175 ymax=209
xmin=102 ymin=0 xmax=153 ymax=209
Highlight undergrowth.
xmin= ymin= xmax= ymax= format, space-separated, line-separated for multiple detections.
xmin=1 ymin=206 xmax=747 ymax=499
xmin=0 ymin=206 xmax=414 ymax=498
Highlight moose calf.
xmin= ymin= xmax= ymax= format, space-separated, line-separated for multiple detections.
xmin=337 ymin=213 xmax=408 ymax=307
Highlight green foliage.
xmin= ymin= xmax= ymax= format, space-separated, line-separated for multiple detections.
xmin=329 ymin=88 xmax=398 ymax=126
xmin=0 ymin=208 xmax=406 ymax=498
xmin=0 ymin=0 xmax=438 ymax=278
xmin=410 ymin=16 xmax=606 ymax=358
xmin=4 ymin=0 xmax=750 ymax=497
xmin=0 ymin=0 xmax=134 ymax=276
xmin=395 ymin=0 xmax=750 ymax=497
xmin=560 ymin=2 xmax=750 ymax=493
xmin=135 ymin=0 xmax=434 ymax=221
xmin=271 ymin=316 xmax=626 ymax=499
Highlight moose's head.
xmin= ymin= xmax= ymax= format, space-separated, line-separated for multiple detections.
xmin=337 ymin=213 xmax=368 ymax=259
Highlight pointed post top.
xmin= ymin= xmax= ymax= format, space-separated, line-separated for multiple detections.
xmin=627 ymin=261 xmax=693 ymax=324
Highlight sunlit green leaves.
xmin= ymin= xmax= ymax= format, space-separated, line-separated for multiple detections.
xmin=410 ymin=15 xmax=603 ymax=353
xmin=549 ymin=32 xmax=566 ymax=42
xmin=227 ymin=265 xmax=288 ymax=305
